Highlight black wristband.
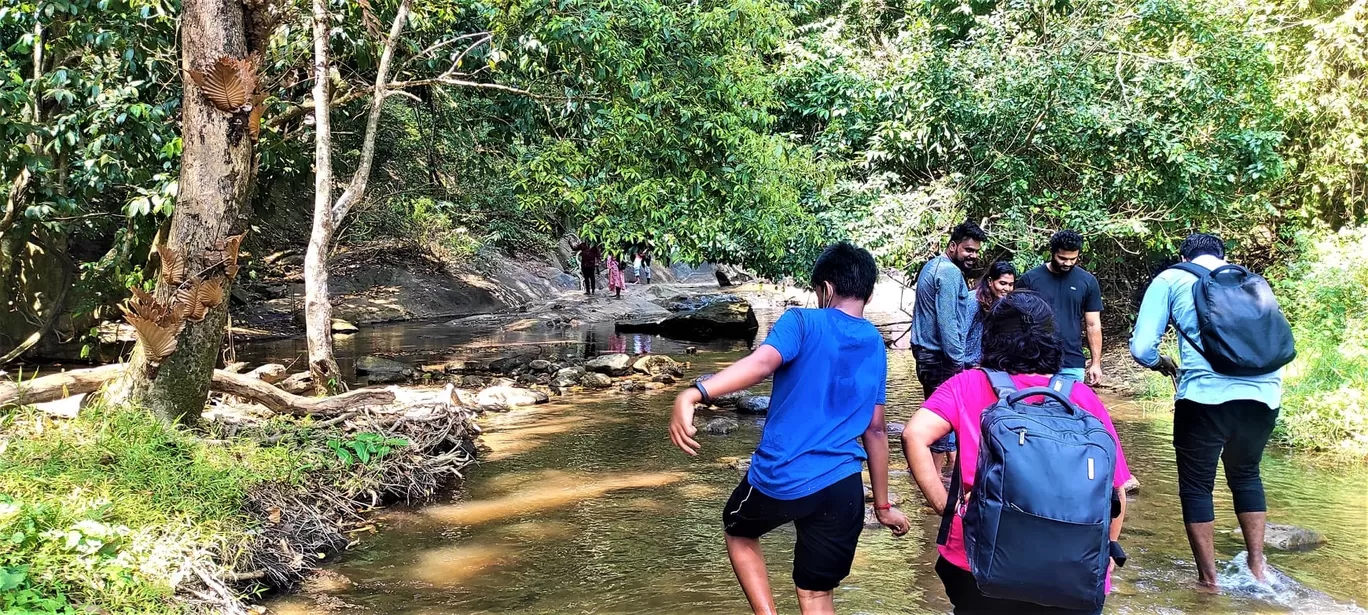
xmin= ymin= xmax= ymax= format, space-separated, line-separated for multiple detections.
xmin=1109 ymin=541 xmax=1127 ymax=568
xmin=693 ymin=381 xmax=711 ymax=404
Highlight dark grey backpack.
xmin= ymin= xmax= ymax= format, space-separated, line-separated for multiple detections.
xmin=1170 ymin=262 xmax=1296 ymax=376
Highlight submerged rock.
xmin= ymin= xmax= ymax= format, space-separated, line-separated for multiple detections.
xmin=585 ymin=353 xmax=633 ymax=376
xmin=1122 ymin=475 xmax=1140 ymax=495
xmin=703 ymin=417 xmax=740 ymax=435
xmin=863 ymin=485 xmax=903 ymax=506
xmin=356 ymin=355 xmax=414 ymax=383
xmin=735 ymin=395 xmax=771 ymax=415
xmin=1236 ymin=523 xmax=1325 ymax=551
xmin=475 ymin=385 xmax=548 ymax=408
xmin=651 ymin=374 xmax=677 ymax=385
xmin=581 ymin=373 xmax=613 ymax=389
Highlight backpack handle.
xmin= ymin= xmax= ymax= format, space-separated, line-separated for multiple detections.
xmin=1005 ymin=386 xmax=1078 ymax=414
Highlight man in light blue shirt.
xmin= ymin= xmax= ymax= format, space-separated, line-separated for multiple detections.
xmin=1130 ymin=233 xmax=1281 ymax=590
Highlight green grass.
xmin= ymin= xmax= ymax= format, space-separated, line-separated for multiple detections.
xmin=0 ymin=405 xmax=321 ymax=614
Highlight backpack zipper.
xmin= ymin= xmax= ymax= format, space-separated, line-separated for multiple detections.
xmin=1018 ymin=429 xmax=1027 ymax=445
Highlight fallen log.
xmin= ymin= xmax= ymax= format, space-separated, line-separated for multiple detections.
xmin=0 ymin=364 xmax=394 ymax=417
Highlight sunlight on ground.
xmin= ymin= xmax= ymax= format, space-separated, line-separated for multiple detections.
xmin=422 ymin=471 xmax=685 ymax=526
xmin=477 ymin=414 xmax=593 ymax=460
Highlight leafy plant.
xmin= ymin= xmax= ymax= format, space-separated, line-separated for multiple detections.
xmin=326 ymin=433 xmax=409 ymax=466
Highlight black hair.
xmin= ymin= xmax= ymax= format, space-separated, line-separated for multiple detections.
xmin=949 ymin=219 xmax=987 ymax=244
xmin=1049 ymin=230 xmax=1084 ymax=254
xmin=1179 ymin=232 xmax=1225 ymax=260
xmin=980 ymin=291 xmax=1063 ymax=375
xmin=811 ymin=241 xmax=878 ymax=301
xmin=976 ymin=261 xmax=1017 ymax=312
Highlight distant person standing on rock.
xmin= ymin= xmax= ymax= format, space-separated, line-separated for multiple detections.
xmin=910 ymin=219 xmax=986 ymax=472
xmin=669 ymin=241 xmax=910 ymax=615
xmin=572 ymin=240 xmax=602 ymax=295
xmin=606 ymin=253 xmax=626 ymax=298
xmin=1016 ymin=230 xmax=1104 ymax=385
xmin=1130 ymin=232 xmax=1295 ymax=590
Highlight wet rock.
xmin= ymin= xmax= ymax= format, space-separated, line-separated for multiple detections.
xmin=536 ymin=373 xmax=552 ymax=385
xmin=619 ymin=381 xmax=647 ymax=393
xmin=279 ymin=372 xmax=314 ymax=394
xmin=616 ymin=295 xmax=760 ymax=340
xmin=644 ymin=382 xmax=668 ymax=390
xmin=885 ymin=422 xmax=905 ymax=438
xmin=475 ymin=386 xmax=548 ymax=408
xmin=703 ymin=417 xmax=740 ymax=435
xmin=581 ymin=373 xmax=613 ymax=389
xmin=693 ymin=373 xmax=748 ymax=407
xmin=1235 ymin=523 xmax=1325 ymax=551
xmin=735 ymin=395 xmax=771 ymax=415
xmin=246 ymin=363 xmax=287 ymax=384
xmin=355 ymin=356 xmax=413 ymax=383
xmin=528 ymin=359 xmax=553 ymax=373
xmin=330 ymin=319 xmax=359 ymax=334
xmin=1122 ymin=476 xmax=1140 ymax=495
xmin=551 ymin=366 xmax=586 ymax=389
xmin=460 ymin=375 xmax=485 ymax=388
xmin=652 ymin=374 xmax=677 ymax=385
xmin=488 ymin=355 xmax=531 ymax=374
xmin=585 ymin=353 xmax=633 ymax=376
xmin=489 ymin=377 xmax=517 ymax=388
xmin=863 ymin=485 xmax=904 ymax=506
xmin=632 ymin=354 xmax=680 ymax=376
xmin=516 ymin=374 xmax=538 ymax=386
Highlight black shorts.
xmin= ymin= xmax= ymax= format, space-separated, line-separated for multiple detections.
xmin=721 ymin=472 xmax=864 ymax=592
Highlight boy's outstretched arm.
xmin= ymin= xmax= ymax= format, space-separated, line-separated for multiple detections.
xmin=863 ymin=404 xmax=910 ymax=536
xmin=669 ymin=345 xmax=784 ymax=456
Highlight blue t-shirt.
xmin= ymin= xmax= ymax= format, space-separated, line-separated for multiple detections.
xmin=747 ymin=308 xmax=888 ymax=500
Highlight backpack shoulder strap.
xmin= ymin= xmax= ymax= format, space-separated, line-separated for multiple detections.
xmin=936 ymin=459 xmax=962 ymax=546
xmin=1169 ymin=261 xmax=1210 ymax=279
xmin=981 ymin=368 xmax=1016 ymax=397
xmin=1047 ymin=374 xmax=1075 ymax=400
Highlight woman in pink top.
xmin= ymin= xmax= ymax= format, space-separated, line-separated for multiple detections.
xmin=903 ymin=291 xmax=1130 ymax=615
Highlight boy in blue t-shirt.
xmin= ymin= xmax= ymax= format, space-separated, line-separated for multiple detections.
xmin=669 ymin=242 xmax=910 ymax=615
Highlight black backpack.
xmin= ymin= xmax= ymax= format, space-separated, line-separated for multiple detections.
xmin=1169 ymin=262 xmax=1296 ymax=376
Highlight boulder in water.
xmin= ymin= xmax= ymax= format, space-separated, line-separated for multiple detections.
xmin=581 ymin=373 xmax=613 ymax=389
xmin=330 ymin=319 xmax=359 ymax=334
xmin=619 ymin=380 xmax=647 ymax=393
xmin=703 ymin=417 xmax=740 ymax=435
xmin=652 ymin=374 xmax=677 ymax=385
xmin=528 ymin=359 xmax=553 ymax=373
xmin=735 ymin=395 xmax=770 ymax=415
xmin=475 ymin=386 xmax=548 ymax=408
xmin=551 ymin=366 xmax=586 ymax=389
xmin=356 ymin=355 xmax=413 ymax=383
xmin=585 ymin=353 xmax=633 ymax=376
xmin=616 ymin=295 xmax=759 ymax=340
xmin=632 ymin=354 xmax=681 ymax=376
xmin=886 ymin=422 xmax=905 ymax=438
xmin=488 ymin=354 xmax=532 ymax=374
xmin=1236 ymin=523 xmax=1325 ymax=551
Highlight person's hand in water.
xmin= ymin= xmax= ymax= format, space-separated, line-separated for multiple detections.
xmin=669 ymin=387 xmax=702 ymax=455
xmin=876 ymin=507 xmax=911 ymax=537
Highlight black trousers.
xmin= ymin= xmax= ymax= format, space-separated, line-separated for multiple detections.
xmin=935 ymin=557 xmax=1102 ymax=615
xmin=581 ymin=265 xmax=596 ymax=294
xmin=1173 ymin=398 xmax=1279 ymax=524
xmin=913 ymin=347 xmax=959 ymax=453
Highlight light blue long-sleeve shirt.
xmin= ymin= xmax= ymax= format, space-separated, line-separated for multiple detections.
xmin=1129 ymin=254 xmax=1283 ymax=408
xmin=910 ymin=254 xmax=975 ymax=365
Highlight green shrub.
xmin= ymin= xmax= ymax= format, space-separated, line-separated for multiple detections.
xmin=0 ymin=405 xmax=315 ymax=613
xmin=1276 ymin=226 xmax=1368 ymax=456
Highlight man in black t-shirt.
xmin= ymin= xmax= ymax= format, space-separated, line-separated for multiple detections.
xmin=1016 ymin=230 xmax=1104 ymax=385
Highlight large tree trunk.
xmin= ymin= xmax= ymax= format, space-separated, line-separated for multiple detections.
xmin=303 ymin=0 xmax=410 ymax=393
xmin=104 ymin=0 xmax=255 ymax=423
xmin=303 ymin=0 xmax=342 ymax=393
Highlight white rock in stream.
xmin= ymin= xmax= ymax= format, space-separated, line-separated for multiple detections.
xmin=475 ymin=386 xmax=548 ymax=408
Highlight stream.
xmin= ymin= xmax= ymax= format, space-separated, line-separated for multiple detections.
xmin=255 ymin=314 xmax=1368 ymax=615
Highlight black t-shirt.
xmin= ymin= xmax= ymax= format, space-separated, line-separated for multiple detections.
xmin=1017 ymin=264 xmax=1103 ymax=368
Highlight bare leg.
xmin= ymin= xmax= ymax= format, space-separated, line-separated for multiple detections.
xmin=1185 ymin=521 xmax=1220 ymax=589
xmin=795 ymin=588 xmax=835 ymax=615
xmin=932 ymin=452 xmax=946 ymax=474
xmin=726 ymin=535 xmax=777 ymax=615
xmin=1236 ymin=511 xmax=1268 ymax=582
xmin=946 ymin=451 xmax=957 ymax=474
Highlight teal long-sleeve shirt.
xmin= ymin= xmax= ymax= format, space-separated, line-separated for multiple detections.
xmin=1128 ymin=254 xmax=1283 ymax=408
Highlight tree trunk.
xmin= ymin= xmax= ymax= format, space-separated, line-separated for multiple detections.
xmin=304 ymin=0 xmax=410 ymax=393
xmin=303 ymin=0 xmax=342 ymax=393
xmin=104 ymin=0 xmax=255 ymax=423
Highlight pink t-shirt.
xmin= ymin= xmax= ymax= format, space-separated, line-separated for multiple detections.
xmin=923 ymin=370 xmax=1132 ymax=579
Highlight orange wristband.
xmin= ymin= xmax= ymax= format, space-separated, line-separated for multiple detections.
xmin=874 ymin=503 xmax=893 ymax=511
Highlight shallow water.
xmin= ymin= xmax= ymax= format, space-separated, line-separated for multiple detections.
xmin=256 ymin=318 xmax=1368 ymax=615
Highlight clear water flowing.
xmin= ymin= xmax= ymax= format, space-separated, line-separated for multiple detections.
xmin=255 ymin=314 xmax=1368 ymax=615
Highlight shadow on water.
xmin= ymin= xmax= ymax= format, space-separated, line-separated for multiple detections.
xmin=265 ymin=317 xmax=1367 ymax=614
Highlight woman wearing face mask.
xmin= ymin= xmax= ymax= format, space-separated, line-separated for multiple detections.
xmin=963 ymin=261 xmax=1016 ymax=367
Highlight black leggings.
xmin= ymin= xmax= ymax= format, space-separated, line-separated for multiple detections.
xmin=581 ymin=266 xmax=596 ymax=294
xmin=1173 ymin=398 xmax=1279 ymax=524
xmin=935 ymin=557 xmax=1102 ymax=615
